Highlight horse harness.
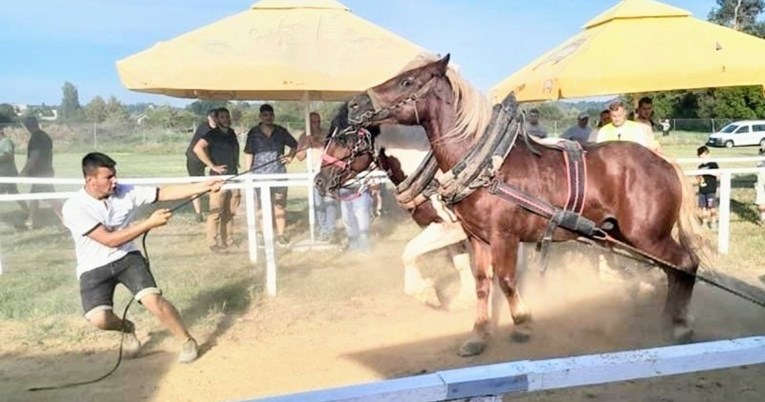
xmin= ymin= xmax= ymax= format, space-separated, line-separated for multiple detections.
xmin=396 ymin=93 xmax=596 ymax=257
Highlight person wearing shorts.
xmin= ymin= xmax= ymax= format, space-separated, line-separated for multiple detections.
xmin=244 ymin=104 xmax=298 ymax=246
xmin=696 ymin=146 xmax=719 ymax=230
xmin=185 ymin=109 xmax=218 ymax=222
xmin=62 ymin=152 xmax=222 ymax=363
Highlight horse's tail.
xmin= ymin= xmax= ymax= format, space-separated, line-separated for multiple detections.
xmin=670 ymin=160 xmax=713 ymax=270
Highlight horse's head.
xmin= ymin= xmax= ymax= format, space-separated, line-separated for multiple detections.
xmin=314 ymin=103 xmax=380 ymax=197
xmin=347 ymin=54 xmax=451 ymax=127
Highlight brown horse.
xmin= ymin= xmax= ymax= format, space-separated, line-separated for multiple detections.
xmin=342 ymin=53 xmax=707 ymax=356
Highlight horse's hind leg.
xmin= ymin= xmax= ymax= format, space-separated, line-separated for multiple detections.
xmin=458 ymin=237 xmax=493 ymax=357
xmin=630 ymin=235 xmax=697 ymax=342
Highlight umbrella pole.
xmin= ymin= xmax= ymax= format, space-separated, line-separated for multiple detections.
xmin=304 ymin=93 xmax=316 ymax=244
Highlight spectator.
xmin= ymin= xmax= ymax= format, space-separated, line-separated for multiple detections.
xmin=244 ymin=104 xmax=298 ymax=247
xmin=635 ymin=96 xmax=656 ymax=130
xmin=339 ymin=176 xmax=373 ymax=254
xmin=20 ymin=116 xmax=63 ymax=229
xmin=296 ymin=112 xmax=338 ymax=242
xmin=696 ymin=146 xmax=719 ymax=230
xmin=560 ymin=113 xmax=592 ymax=146
xmin=755 ymin=147 xmax=765 ymax=223
xmin=0 ymin=126 xmax=28 ymax=214
xmin=595 ymin=100 xmax=660 ymax=153
xmin=661 ymin=119 xmax=671 ymax=137
xmin=61 ymin=152 xmax=222 ymax=364
xmin=525 ymin=108 xmax=548 ymax=139
xmin=193 ymin=108 xmax=241 ymax=253
xmin=185 ymin=109 xmax=218 ymax=223
xmin=597 ymin=109 xmax=611 ymax=128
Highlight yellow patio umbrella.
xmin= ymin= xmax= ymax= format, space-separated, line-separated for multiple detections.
xmin=116 ymin=0 xmax=425 ymax=101
xmin=490 ymin=0 xmax=765 ymax=103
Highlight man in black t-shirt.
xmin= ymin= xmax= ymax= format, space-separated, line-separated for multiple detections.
xmin=20 ymin=116 xmax=63 ymax=229
xmin=696 ymin=146 xmax=719 ymax=230
xmin=193 ymin=108 xmax=241 ymax=252
xmin=186 ymin=109 xmax=217 ymax=222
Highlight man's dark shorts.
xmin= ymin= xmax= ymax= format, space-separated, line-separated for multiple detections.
xmin=0 ymin=182 xmax=20 ymax=194
xmin=186 ymin=158 xmax=206 ymax=177
xmin=30 ymin=183 xmax=55 ymax=193
xmin=697 ymin=193 xmax=716 ymax=209
xmin=255 ymin=187 xmax=288 ymax=207
xmin=79 ymin=251 xmax=161 ymax=319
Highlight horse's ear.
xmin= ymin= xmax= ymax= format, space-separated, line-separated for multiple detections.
xmin=379 ymin=147 xmax=387 ymax=157
xmin=434 ymin=53 xmax=450 ymax=75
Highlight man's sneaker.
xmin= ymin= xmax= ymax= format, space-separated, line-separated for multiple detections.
xmin=178 ymin=337 xmax=199 ymax=364
xmin=121 ymin=319 xmax=141 ymax=359
xmin=276 ymin=235 xmax=290 ymax=247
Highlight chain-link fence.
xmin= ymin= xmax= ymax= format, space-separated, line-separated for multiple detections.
xmin=0 ymin=117 xmax=753 ymax=154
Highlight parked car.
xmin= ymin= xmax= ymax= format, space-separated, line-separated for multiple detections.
xmin=707 ymin=120 xmax=765 ymax=148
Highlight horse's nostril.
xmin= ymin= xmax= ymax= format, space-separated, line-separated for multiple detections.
xmin=349 ymin=101 xmax=359 ymax=111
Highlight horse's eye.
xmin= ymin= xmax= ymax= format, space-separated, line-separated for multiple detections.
xmin=400 ymin=78 xmax=413 ymax=88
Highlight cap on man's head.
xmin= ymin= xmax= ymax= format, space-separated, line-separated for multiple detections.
xmin=578 ymin=113 xmax=589 ymax=120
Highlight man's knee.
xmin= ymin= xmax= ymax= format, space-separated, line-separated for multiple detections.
xmin=85 ymin=308 xmax=115 ymax=330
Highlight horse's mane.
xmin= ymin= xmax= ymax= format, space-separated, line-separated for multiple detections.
xmin=400 ymin=53 xmax=492 ymax=142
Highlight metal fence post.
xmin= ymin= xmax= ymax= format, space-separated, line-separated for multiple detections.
xmin=718 ymin=172 xmax=731 ymax=254
xmin=245 ymin=176 xmax=258 ymax=264
xmin=260 ymin=186 xmax=277 ymax=296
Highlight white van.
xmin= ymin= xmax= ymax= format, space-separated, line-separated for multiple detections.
xmin=707 ymin=120 xmax=765 ymax=148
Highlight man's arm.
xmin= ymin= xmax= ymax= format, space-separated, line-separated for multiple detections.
xmin=157 ymin=180 xmax=222 ymax=202
xmin=86 ymin=209 xmax=171 ymax=248
xmin=20 ymin=148 xmax=41 ymax=176
xmin=295 ymin=133 xmax=309 ymax=162
xmin=0 ymin=142 xmax=13 ymax=163
xmin=281 ymin=129 xmax=299 ymax=164
xmin=193 ymin=138 xmax=226 ymax=174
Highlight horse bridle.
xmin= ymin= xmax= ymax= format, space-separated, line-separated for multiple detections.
xmin=321 ymin=125 xmax=377 ymax=192
xmin=348 ymin=72 xmax=443 ymax=126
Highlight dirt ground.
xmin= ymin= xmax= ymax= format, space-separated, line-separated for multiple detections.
xmin=2 ymin=233 xmax=765 ymax=402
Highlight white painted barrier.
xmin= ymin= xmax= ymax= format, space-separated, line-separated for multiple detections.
xmin=241 ymin=336 xmax=765 ymax=402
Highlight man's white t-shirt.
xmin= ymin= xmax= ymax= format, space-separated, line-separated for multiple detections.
xmin=62 ymin=184 xmax=158 ymax=279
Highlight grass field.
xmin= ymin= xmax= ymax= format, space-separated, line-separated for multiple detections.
xmin=1 ymin=131 xmax=764 ymax=351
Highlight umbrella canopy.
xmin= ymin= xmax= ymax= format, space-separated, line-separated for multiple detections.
xmin=490 ymin=0 xmax=765 ymax=103
xmin=116 ymin=0 xmax=426 ymax=101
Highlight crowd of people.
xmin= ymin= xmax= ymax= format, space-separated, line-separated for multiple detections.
xmin=183 ymin=104 xmax=381 ymax=254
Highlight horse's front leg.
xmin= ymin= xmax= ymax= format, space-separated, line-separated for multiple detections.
xmin=494 ymin=236 xmax=533 ymax=342
xmin=458 ymin=237 xmax=493 ymax=357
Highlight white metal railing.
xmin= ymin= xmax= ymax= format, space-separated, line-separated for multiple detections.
xmin=241 ymin=336 xmax=765 ymax=401
xmin=0 ymin=157 xmax=763 ymax=283
xmin=0 ymin=171 xmax=390 ymax=293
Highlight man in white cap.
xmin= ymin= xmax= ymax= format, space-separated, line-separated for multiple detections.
xmin=560 ymin=113 xmax=593 ymax=146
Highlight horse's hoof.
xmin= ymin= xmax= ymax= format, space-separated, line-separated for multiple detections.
xmin=458 ymin=338 xmax=487 ymax=357
xmin=673 ymin=325 xmax=694 ymax=344
xmin=510 ymin=324 xmax=532 ymax=343
xmin=447 ymin=293 xmax=474 ymax=311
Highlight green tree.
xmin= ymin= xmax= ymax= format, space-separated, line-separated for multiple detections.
xmin=85 ymin=96 xmax=108 ymax=123
xmin=106 ymin=96 xmax=129 ymax=122
xmin=708 ymin=0 xmax=765 ymax=34
xmin=60 ymin=81 xmax=82 ymax=121
xmin=186 ymin=100 xmax=229 ymax=117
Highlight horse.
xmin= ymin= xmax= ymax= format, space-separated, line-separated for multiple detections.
xmin=315 ymin=104 xmax=478 ymax=311
xmin=341 ymin=53 xmax=707 ymax=356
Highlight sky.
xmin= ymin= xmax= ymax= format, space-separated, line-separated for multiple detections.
xmin=0 ymin=0 xmax=718 ymax=107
